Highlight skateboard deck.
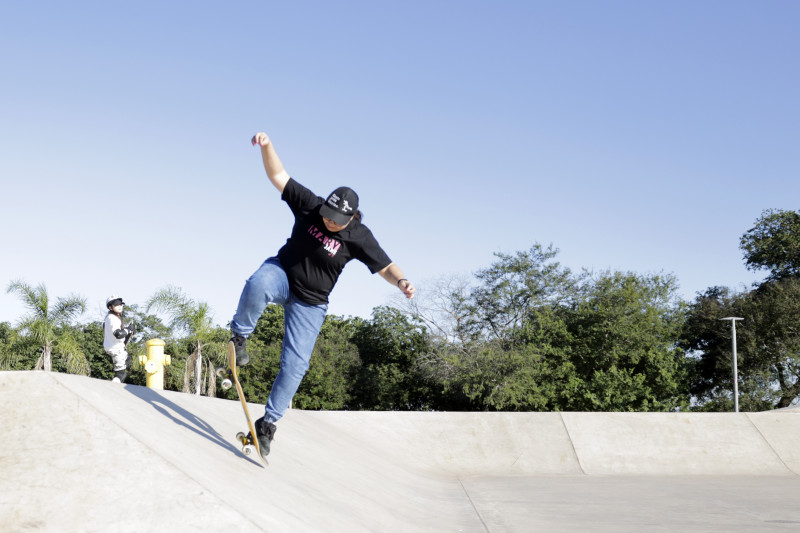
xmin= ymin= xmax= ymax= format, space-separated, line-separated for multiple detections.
xmin=221 ymin=341 xmax=268 ymax=466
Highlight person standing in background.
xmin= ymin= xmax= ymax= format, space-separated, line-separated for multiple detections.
xmin=103 ymin=295 xmax=135 ymax=383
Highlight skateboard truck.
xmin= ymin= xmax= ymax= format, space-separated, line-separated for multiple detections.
xmin=216 ymin=366 xmax=233 ymax=390
xmin=236 ymin=431 xmax=258 ymax=456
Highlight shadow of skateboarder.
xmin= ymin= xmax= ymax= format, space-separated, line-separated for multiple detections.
xmin=124 ymin=385 xmax=262 ymax=467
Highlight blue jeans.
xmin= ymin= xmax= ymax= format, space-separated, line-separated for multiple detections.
xmin=231 ymin=257 xmax=327 ymax=423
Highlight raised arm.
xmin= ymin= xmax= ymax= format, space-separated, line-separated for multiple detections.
xmin=251 ymin=132 xmax=291 ymax=193
xmin=378 ymin=263 xmax=416 ymax=299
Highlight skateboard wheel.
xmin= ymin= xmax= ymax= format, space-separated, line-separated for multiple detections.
xmin=216 ymin=366 xmax=226 ymax=378
xmin=243 ymin=444 xmax=256 ymax=456
xmin=221 ymin=378 xmax=232 ymax=390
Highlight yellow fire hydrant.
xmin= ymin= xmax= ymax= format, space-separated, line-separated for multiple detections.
xmin=139 ymin=339 xmax=171 ymax=390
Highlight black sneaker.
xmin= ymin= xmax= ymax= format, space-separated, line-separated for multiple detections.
xmin=231 ymin=334 xmax=249 ymax=366
xmin=254 ymin=417 xmax=277 ymax=458
xmin=113 ymin=369 xmax=127 ymax=383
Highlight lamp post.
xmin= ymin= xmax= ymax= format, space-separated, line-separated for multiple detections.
xmin=719 ymin=317 xmax=744 ymax=413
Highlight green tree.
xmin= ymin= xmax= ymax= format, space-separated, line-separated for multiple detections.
xmin=410 ymin=248 xmax=690 ymax=412
xmin=77 ymin=321 xmax=114 ymax=381
xmin=6 ymin=281 xmax=88 ymax=374
xmin=430 ymin=271 xmax=690 ymax=412
xmin=740 ymin=208 xmax=800 ymax=281
xmin=563 ymin=271 xmax=689 ymax=411
xmin=471 ymin=243 xmax=582 ymax=341
xmin=407 ymin=247 xmax=566 ymax=410
xmin=683 ymin=208 xmax=800 ymax=411
xmin=0 ymin=322 xmax=22 ymax=370
xmin=405 ymin=244 xmax=586 ymax=411
xmin=738 ymin=278 xmax=800 ymax=408
xmin=489 ymin=303 xmax=585 ymax=412
xmin=124 ymin=303 xmax=173 ymax=343
xmin=425 ymin=338 xmax=572 ymax=411
xmin=146 ymin=286 xmax=226 ymax=396
xmin=680 ymin=285 xmax=787 ymax=411
xmin=682 ymin=286 xmax=750 ymax=410
xmin=0 ymin=322 xmax=39 ymax=371
xmin=685 ymin=280 xmax=800 ymax=410
xmin=350 ymin=306 xmax=433 ymax=410
xmin=295 ymin=315 xmax=361 ymax=410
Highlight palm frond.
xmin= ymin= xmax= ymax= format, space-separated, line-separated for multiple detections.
xmin=7 ymin=280 xmax=47 ymax=319
xmin=56 ymin=332 xmax=90 ymax=376
xmin=147 ymin=286 xmax=196 ymax=333
xmin=51 ymin=295 xmax=87 ymax=324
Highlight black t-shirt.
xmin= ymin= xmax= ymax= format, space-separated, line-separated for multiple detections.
xmin=276 ymin=178 xmax=392 ymax=305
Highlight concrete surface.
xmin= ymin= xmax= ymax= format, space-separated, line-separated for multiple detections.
xmin=1 ymin=370 xmax=800 ymax=532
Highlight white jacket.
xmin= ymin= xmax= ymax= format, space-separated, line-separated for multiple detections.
xmin=103 ymin=313 xmax=127 ymax=352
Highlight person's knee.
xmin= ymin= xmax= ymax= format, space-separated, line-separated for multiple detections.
xmin=244 ymin=271 xmax=285 ymax=303
xmin=243 ymin=274 xmax=267 ymax=295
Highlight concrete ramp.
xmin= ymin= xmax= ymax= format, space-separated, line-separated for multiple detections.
xmin=2 ymin=371 xmax=800 ymax=532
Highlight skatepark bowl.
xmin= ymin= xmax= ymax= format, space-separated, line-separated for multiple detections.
xmin=2 ymin=370 xmax=800 ymax=532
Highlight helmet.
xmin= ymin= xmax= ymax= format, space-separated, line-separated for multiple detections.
xmin=106 ymin=295 xmax=125 ymax=308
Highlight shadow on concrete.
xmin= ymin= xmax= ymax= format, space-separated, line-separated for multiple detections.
xmin=123 ymin=383 xmax=263 ymax=468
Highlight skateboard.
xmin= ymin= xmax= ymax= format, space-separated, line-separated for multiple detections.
xmin=218 ymin=341 xmax=268 ymax=466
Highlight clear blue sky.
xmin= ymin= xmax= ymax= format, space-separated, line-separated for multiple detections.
xmin=1 ymin=1 xmax=798 ymax=327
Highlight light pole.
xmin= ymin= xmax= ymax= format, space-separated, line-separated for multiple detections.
xmin=719 ymin=317 xmax=744 ymax=413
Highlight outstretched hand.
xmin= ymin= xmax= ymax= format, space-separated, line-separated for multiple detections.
xmin=251 ymin=132 xmax=271 ymax=147
xmin=399 ymin=280 xmax=416 ymax=299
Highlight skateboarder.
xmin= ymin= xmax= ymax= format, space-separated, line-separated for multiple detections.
xmin=103 ymin=295 xmax=136 ymax=383
xmin=230 ymin=131 xmax=416 ymax=460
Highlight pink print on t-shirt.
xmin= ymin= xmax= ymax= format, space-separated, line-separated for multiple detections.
xmin=307 ymin=225 xmax=341 ymax=257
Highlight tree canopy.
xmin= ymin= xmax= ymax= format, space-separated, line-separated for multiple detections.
xmin=740 ymin=208 xmax=800 ymax=280
xmin=3 ymin=207 xmax=800 ymax=412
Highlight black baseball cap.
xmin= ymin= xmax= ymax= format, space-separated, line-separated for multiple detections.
xmin=320 ymin=186 xmax=359 ymax=225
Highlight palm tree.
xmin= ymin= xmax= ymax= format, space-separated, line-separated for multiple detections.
xmin=6 ymin=280 xmax=88 ymax=374
xmin=0 ymin=322 xmax=22 ymax=370
xmin=146 ymin=286 xmax=225 ymax=396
